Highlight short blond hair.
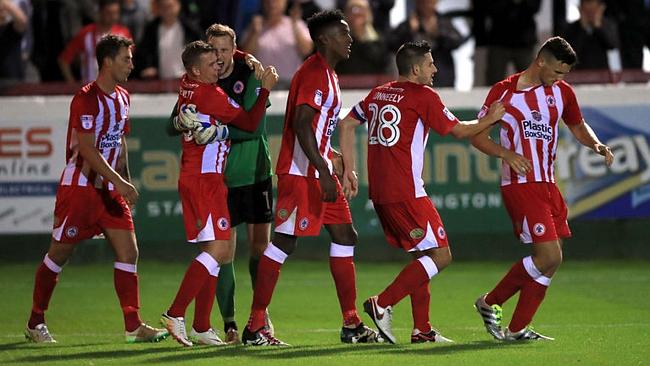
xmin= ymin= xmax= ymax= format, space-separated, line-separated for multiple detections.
xmin=205 ymin=24 xmax=236 ymax=44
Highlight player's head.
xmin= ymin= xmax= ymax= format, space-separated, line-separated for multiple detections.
xmin=98 ymin=0 xmax=121 ymax=27
xmin=206 ymin=23 xmax=237 ymax=78
xmin=182 ymin=40 xmax=219 ymax=84
xmin=396 ymin=41 xmax=437 ymax=86
xmin=534 ymin=36 xmax=577 ymax=86
xmin=96 ymin=35 xmax=134 ymax=83
xmin=307 ymin=10 xmax=352 ymax=61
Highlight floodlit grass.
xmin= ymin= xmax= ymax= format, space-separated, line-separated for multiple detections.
xmin=1 ymin=260 xmax=648 ymax=365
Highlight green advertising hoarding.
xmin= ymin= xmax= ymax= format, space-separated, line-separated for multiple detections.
xmin=125 ymin=109 xmax=511 ymax=247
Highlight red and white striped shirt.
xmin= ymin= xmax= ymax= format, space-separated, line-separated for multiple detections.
xmin=479 ymin=73 xmax=583 ymax=186
xmin=59 ymin=23 xmax=132 ymax=83
xmin=276 ymin=52 xmax=341 ymax=178
xmin=177 ymin=74 xmax=240 ymax=177
xmin=60 ymin=82 xmax=130 ymax=190
xmin=348 ymin=81 xmax=458 ymax=204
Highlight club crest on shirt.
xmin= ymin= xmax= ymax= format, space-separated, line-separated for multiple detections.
xmin=531 ymin=110 xmax=542 ymax=122
xmin=299 ymin=217 xmax=309 ymax=231
xmin=66 ymin=226 xmax=78 ymax=238
xmin=80 ymin=115 xmax=94 ymax=130
xmin=442 ymin=107 xmax=456 ymax=121
xmin=278 ymin=209 xmax=289 ymax=220
xmin=409 ymin=228 xmax=424 ymax=239
xmin=533 ymin=223 xmax=546 ymax=236
xmin=546 ymin=95 xmax=556 ymax=107
xmin=217 ymin=217 xmax=229 ymax=231
xmin=233 ymin=80 xmax=245 ymax=94
xmin=314 ymin=90 xmax=323 ymax=106
xmin=437 ymin=226 xmax=446 ymax=239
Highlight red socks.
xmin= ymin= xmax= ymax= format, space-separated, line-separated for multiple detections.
xmin=28 ymin=256 xmax=61 ymax=329
xmin=329 ymin=243 xmax=361 ymax=326
xmin=113 ymin=263 xmax=143 ymax=332
xmin=168 ymin=253 xmax=219 ymax=318
xmin=377 ymin=256 xmax=436 ymax=308
xmin=248 ymin=243 xmax=286 ymax=331
xmin=192 ymin=274 xmax=218 ymax=332
xmin=410 ymin=281 xmax=431 ymax=333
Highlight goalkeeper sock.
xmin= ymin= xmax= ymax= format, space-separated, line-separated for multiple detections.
xmin=249 ymin=256 xmax=260 ymax=288
xmin=113 ymin=262 xmax=143 ymax=332
xmin=216 ymin=262 xmax=236 ymax=324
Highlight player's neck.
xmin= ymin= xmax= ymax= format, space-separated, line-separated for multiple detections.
xmin=318 ymin=49 xmax=339 ymax=70
xmin=219 ymin=60 xmax=235 ymax=79
xmin=95 ymin=73 xmax=117 ymax=94
xmin=517 ymin=69 xmax=541 ymax=90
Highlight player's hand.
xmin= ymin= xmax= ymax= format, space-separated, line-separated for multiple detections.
xmin=342 ymin=170 xmax=358 ymax=201
xmin=594 ymin=143 xmax=613 ymax=167
xmin=485 ymin=101 xmax=506 ymax=124
xmin=330 ymin=150 xmax=344 ymax=180
xmin=503 ymin=150 xmax=532 ymax=176
xmin=174 ymin=104 xmax=202 ymax=131
xmin=245 ymin=54 xmax=265 ymax=80
xmin=319 ymin=171 xmax=337 ymax=202
xmin=116 ymin=179 xmax=139 ymax=207
xmin=194 ymin=123 xmax=229 ymax=144
xmin=261 ymin=65 xmax=279 ymax=90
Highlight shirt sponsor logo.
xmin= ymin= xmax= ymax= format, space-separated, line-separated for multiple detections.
xmin=522 ymin=118 xmax=552 ymax=142
xmin=314 ymin=90 xmax=323 ymax=106
xmin=80 ymin=115 xmax=93 ymax=130
xmin=325 ymin=117 xmax=337 ymax=136
xmin=233 ymin=81 xmax=245 ymax=94
xmin=409 ymin=228 xmax=424 ymax=239
xmin=442 ymin=107 xmax=456 ymax=121
xmin=98 ymin=132 xmax=122 ymax=149
xmin=533 ymin=223 xmax=546 ymax=236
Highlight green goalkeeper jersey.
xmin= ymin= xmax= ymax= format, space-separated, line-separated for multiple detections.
xmin=219 ymin=59 xmax=272 ymax=187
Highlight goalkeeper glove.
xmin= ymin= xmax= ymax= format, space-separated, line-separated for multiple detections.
xmin=172 ymin=104 xmax=202 ymax=131
xmin=193 ymin=123 xmax=229 ymax=145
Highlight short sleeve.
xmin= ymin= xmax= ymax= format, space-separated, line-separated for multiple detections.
xmin=69 ymin=93 xmax=98 ymax=134
xmin=294 ymin=68 xmax=328 ymax=112
xmin=346 ymin=97 xmax=369 ymax=125
xmin=559 ymin=82 xmax=583 ymax=125
xmin=478 ymin=82 xmax=508 ymax=119
xmin=423 ymin=88 xmax=458 ymax=136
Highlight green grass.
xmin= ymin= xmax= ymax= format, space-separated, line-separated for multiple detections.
xmin=1 ymin=260 xmax=649 ymax=365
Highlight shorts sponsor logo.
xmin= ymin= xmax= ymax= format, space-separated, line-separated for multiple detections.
xmin=233 ymin=81 xmax=245 ymax=94
xmin=81 ymin=115 xmax=93 ymax=129
xmin=437 ymin=226 xmax=446 ymax=239
xmin=546 ymin=95 xmax=556 ymax=107
xmin=299 ymin=217 xmax=309 ymax=231
xmin=278 ymin=209 xmax=289 ymax=220
xmin=409 ymin=228 xmax=424 ymax=239
xmin=533 ymin=223 xmax=546 ymax=236
xmin=314 ymin=90 xmax=323 ymax=106
xmin=66 ymin=226 xmax=78 ymax=238
xmin=217 ymin=217 xmax=229 ymax=231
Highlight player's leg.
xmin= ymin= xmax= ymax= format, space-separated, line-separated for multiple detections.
xmin=247 ymin=177 xmax=274 ymax=288
xmin=215 ymin=228 xmax=237 ymax=342
xmin=105 ymin=228 xmax=168 ymax=343
xmin=25 ymin=238 xmax=75 ymax=343
xmin=248 ymin=222 xmax=271 ymax=287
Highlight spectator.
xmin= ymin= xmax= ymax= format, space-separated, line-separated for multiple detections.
xmin=0 ymin=0 xmax=29 ymax=83
xmin=337 ymin=0 xmax=395 ymax=35
xmin=604 ymin=0 xmax=650 ymax=69
xmin=241 ymin=0 xmax=313 ymax=86
xmin=120 ymin=0 xmax=147 ymax=44
xmin=337 ymin=0 xmax=389 ymax=75
xmin=58 ymin=0 xmax=132 ymax=83
xmin=388 ymin=0 xmax=463 ymax=87
xmin=473 ymin=0 xmax=541 ymax=85
xmin=135 ymin=0 xmax=200 ymax=80
xmin=563 ymin=0 xmax=619 ymax=70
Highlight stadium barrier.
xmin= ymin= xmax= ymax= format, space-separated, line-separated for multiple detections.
xmin=1 ymin=85 xmax=649 ymax=262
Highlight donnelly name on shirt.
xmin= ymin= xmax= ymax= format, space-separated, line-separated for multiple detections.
xmin=522 ymin=119 xmax=552 ymax=142
xmin=372 ymin=91 xmax=405 ymax=104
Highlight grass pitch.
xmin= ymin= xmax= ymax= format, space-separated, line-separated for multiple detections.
xmin=1 ymin=260 xmax=648 ymax=366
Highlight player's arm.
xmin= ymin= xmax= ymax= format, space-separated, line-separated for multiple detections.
xmin=338 ymin=114 xmax=362 ymax=200
xmin=166 ymin=101 xmax=182 ymax=136
xmin=566 ymin=119 xmax=613 ymax=166
xmin=470 ymin=126 xmax=532 ymax=176
xmin=449 ymin=101 xmax=505 ymax=139
xmin=77 ymin=132 xmax=138 ymax=205
xmin=227 ymin=66 xmax=278 ymax=132
xmin=228 ymin=73 xmax=268 ymax=142
xmin=116 ymin=136 xmax=131 ymax=182
xmin=293 ymin=104 xmax=337 ymax=202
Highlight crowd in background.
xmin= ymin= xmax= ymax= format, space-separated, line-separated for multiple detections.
xmin=1 ymin=0 xmax=649 ymax=89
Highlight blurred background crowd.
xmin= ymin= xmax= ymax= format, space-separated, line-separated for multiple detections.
xmin=1 ymin=0 xmax=649 ymax=91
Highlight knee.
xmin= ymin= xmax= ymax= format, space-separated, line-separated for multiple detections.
xmin=250 ymin=241 xmax=267 ymax=259
xmin=271 ymin=234 xmax=296 ymax=255
xmin=332 ymin=227 xmax=358 ymax=246
xmin=434 ymin=251 xmax=452 ymax=271
xmin=534 ymin=252 xmax=562 ymax=274
xmin=119 ymin=247 xmax=139 ymax=264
